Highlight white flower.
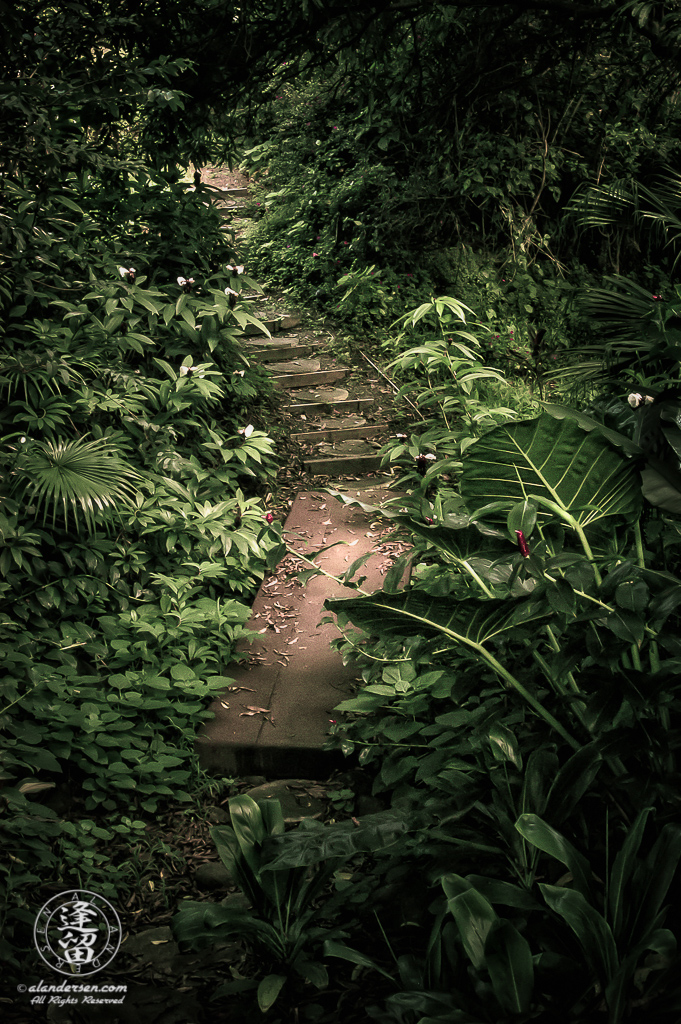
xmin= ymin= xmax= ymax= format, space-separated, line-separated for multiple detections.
xmin=180 ymin=365 xmax=199 ymax=377
xmin=238 ymin=424 xmax=255 ymax=437
xmin=233 ymin=370 xmax=245 ymax=377
xmin=177 ymin=276 xmax=195 ymax=290
xmin=118 ymin=266 xmax=136 ymax=281
xmin=628 ymin=393 xmax=655 ymax=408
xmin=226 ymin=264 xmax=244 ymax=276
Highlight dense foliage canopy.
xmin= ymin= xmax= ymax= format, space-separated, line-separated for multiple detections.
xmin=4 ymin=3 xmax=681 ymax=1021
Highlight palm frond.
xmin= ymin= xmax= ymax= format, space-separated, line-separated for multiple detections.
xmin=15 ymin=435 xmax=141 ymax=533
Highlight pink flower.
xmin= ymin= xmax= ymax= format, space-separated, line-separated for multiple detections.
xmin=264 ymin=512 xmax=274 ymax=524
xmin=313 ymin=252 xmax=319 ymax=257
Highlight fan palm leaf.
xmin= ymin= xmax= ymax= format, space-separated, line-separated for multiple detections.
xmin=14 ymin=435 xmax=141 ymax=533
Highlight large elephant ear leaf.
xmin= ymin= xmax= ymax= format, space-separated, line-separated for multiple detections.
xmin=459 ymin=412 xmax=642 ymax=527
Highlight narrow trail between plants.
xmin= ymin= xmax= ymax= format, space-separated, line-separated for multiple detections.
xmin=196 ymin=170 xmax=407 ymax=777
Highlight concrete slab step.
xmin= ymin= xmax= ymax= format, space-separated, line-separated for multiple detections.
xmin=303 ymin=453 xmax=385 ymax=475
xmin=243 ymin=320 xmax=282 ymax=336
xmin=289 ymin=398 xmax=375 ymax=415
xmin=292 ymin=386 xmax=349 ymax=403
xmin=267 ymin=357 xmax=321 ymax=374
xmin=243 ymin=315 xmax=301 ymax=336
xmin=292 ymin=424 xmax=388 ymax=443
xmin=196 ymin=484 xmax=400 ymax=776
xmin=217 ymin=187 xmax=250 ymax=199
xmin=272 ymin=369 xmax=349 ymax=389
xmin=247 ymin=344 xmax=312 ymax=363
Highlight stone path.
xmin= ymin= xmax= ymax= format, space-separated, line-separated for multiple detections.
xmin=196 ymin=184 xmax=405 ymax=776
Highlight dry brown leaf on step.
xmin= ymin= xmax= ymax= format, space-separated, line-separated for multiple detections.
xmin=227 ymin=685 xmax=255 ymax=693
xmin=322 ymin=519 xmax=332 ymax=525
xmin=244 ymin=705 xmax=271 ymax=713
xmin=220 ymin=700 xmax=230 ymax=709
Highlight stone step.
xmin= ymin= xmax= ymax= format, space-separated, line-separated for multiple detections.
xmin=291 ymin=386 xmax=349 ymax=403
xmin=303 ymin=453 xmax=385 ymax=475
xmin=271 ymin=368 xmax=349 ymax=389
xmin=247 ymin=343 xmax=312 ymax=363
xmin=292 ymin=423 xmax=388 ymax=443
xmin=289 ymin=398 xmax=375 ymax=415
xmin=267 ymin=357 xmax=321 ymax=374
xmin=195 ymin=483 xmax=401 ymax=777
xmin=243 ymin=315 xmax=301 ymax=336
xmin=217 ymin=187 xmax=250 ymax=199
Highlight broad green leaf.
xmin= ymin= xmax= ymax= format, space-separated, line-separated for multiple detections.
xmin=323 ymin=940 xmax=394 ymax=981
xmin=539 ymin=884 xmax=618 ymax=984
xmin=515 ymin=814 xmax=593 ymax=900
xmin=544 ymin=745 xmax=602 ymax=825
xmin=521 ymin=746 xmax=558 ymax=817
xmin=460 ymin=412 xmax=642 ymax=527
xmin=257 ymin=974 xmax=286 ymax=1013
xmin=327 ymin=590 xmax=578 ymax=748
xmin=485 ymin=919 xmax=534 ymax=1014
xmin=609 ymin=807 xmax=653 ymax=939
xmin=210 ymin=824 xmax=240 ymax=876
xmin=488 ymin=723 xmax=522 ymax=769
xmin=445 ymin=887 xmax=497 ymax=970
xmin=627 ymin=823 xmax=681 ymax=943
xmin=228 ymin=794 xmax=269 ymax=876
xmin=293 ymin=957 xmax=328 ymax=989
xmin=614 ymin=578 xmax=649 ymax=612
xmin=327 ymin=590 xmax=551 ymax=650
xmin=541 ymin=403 xmax=642 ymax=456
xmin=507 ymin=499 xmax=538 ymax=539
xmin=465 ymin=876 xmax=540 ymax=911
xmin=546 ymin=576 xmax=576 ymax=615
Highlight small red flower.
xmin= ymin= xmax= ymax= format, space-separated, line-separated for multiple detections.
xmin=264 ymin=512 xmax=274 ymax=524
xmin=515 ymin=530 xmax=530 ymax=558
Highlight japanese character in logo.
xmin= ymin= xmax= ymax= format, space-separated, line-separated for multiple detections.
xmin=33 ymin=891 xmax=121 ymax=976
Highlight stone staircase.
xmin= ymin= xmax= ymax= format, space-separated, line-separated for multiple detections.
xmin=241 ymin=310 xmax=394 ymax=479
xmin=195 ymin=183 xmax=405 ymax=776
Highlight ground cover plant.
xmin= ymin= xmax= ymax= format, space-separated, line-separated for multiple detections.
xmin=313 ymin=299 xmax=681 ymax=1021
xmin=167 ymin=293 xmax=681 ymax=1021
xmin=0 ymin=2 xmax=291 ymax=983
